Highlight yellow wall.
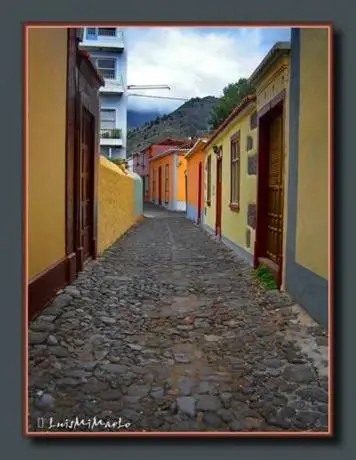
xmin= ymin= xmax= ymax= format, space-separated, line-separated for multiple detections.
xmin=295 ymin=28 xmax=329 ymax=279
xmin=255 ymin=55 xmax=290 ymax=113
xmin=204 ymin=104 xmax=257 ymax=253
xmin=176 ymin=155 xmax=187 ymax=202
xmin=204 ymin=152 xmax=216 ymax=229
xmin=98 ymin=156 xmax=139 ymax=254
xmin=149 ymin=155 xmax=174 ymax=203
xmin=186 ymin=148 xmax=205 ymax=208
xmin=28 ymin=27 xmax=67 ymax=279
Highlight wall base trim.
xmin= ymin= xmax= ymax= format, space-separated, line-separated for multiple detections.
xmin=285 ymin=260 xmax=328 ymax=328
xmin=221 ymin=236 xmax=254 ymax=266
xmin=202 ymin=223 xmax=254 ymax=265
xmin=67 ymin=252 xmax=77 ymax=283
xmin=29 ymin=256 xmax=69 ymax=321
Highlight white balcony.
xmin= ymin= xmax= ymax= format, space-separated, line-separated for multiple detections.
xmin=100 ymin=75 xmax=124 ymax=94
xmin=100 ymin=128 xmax=123 ymax=146
xmin=81 ymin=28 xmax=125 ymax=51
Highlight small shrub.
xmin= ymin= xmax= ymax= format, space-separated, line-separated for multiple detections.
xmin=255 ymin=264 xmax=278 ymax=290
xmin=109 ymin=158 xmax=128 ymax=173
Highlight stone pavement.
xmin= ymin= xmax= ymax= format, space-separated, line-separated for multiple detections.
xmin=28 ymin=204 xmax=329 ymax=433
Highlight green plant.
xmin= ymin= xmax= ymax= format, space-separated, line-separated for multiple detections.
xmin=111 ymin=128 xmax=121 ymax=138
xmin=255 ymin=264 xmax=278 ymax=290
xmin=108 ymin=158 xmax=127 ymax=172
xmin=209 ymin=78 xmax=255 ymax=130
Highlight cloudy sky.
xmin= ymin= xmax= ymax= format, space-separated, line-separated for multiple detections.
xmin=125 ymin=26 xmax=291 ymax=113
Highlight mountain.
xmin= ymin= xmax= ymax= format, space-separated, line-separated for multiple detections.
xmin=127 ymin=96 xmax=220 ymax=156
xmin=127 ymin=109 xmax=164 ymax=129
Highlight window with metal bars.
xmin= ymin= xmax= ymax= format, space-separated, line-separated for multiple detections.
xmin=230 ymin=131 xmax=241 ymax=209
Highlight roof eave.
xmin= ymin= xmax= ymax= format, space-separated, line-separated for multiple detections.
xmin=78 ymin=50 xmax=105 ymax=87
xmin=249 ymin=41 xmax=291 ymax=86
xmin=203 ymin=95 xmax=256 ymax=151
xmin=185 ymin=139 xmax=208 ymax=159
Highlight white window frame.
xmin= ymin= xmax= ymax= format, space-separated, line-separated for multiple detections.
xmin=95 ymin=57 xmax=116 ymax=80
xmin=100 ymin=108 xmax=117 ymax=130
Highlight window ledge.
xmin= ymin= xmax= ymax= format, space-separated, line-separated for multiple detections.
xmin=229 ymin=203 xmax=240 ymax=212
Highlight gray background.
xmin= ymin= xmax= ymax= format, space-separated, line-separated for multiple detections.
xmin=0 ymin=0 xmax=352 ymax=457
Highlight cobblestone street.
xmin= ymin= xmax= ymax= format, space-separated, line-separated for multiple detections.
xmin=28 ymin=204 xmax=329 ymax=433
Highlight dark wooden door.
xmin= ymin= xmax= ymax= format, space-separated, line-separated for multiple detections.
xmin=197 ymin=161 xmax=203 ymax=224
xmin=266 ymin=113 xmax=284 ymax=268
xmin=80 ymin=106 xmax=95 ymax=262
xmin=142 ymin=176 xmax=146 ymax=200
xmin=185 ymin=172 xmax=188 ymax=211
xmin=215 ymin=158 xmax=222 ymax=237
xmin=158 ymin=166 xmax=162 ymax=205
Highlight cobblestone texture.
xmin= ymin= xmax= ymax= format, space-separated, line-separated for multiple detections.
xmin=28 ymin=204 xmax=329 ymax=433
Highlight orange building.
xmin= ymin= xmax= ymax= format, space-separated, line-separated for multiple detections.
xmin=134 ymin=138 xmax=194 ymax=202
xmin=149 ymin=147 xmax=190 ymax=211
xmin=185 ymin=138 xmax=208 ymax=224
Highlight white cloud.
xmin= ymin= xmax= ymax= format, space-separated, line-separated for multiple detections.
xmin=125 ymin=27 xmax=288 ymax=112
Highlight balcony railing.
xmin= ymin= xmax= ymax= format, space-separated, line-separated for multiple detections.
xmin=98 ymin=73 xmax=124 ymax=93
xmin=100 ymin=128 xmax=122 ymax=139
xmin=86 ymin=28 xmax=124 ymax=41
xmin=99 ymin=69 xmax=116 ymax=80
xmin=98 ymin=28 xmax=117 ymax=37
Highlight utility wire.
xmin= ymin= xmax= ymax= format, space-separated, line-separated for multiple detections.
xmin=128 ymin=93 xmax=188 ymax=101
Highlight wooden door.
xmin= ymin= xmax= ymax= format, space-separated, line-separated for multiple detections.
xmin=197 ymin=162 xmax=203 ymax=224
xmin=215 ymin=158 xmax=222 ymax=237
xmin=80 ymin=106 xmax=95 ymax=262
xmin=158 ymin=166 xmax=162 ymax=205
xmin=266 ymin=113 xmax=284 ymax=267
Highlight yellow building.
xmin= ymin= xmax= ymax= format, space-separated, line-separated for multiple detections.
xmin=28 ymin=27 xmax=144 ymax=320
xmin=249 ymin=41 xmax=291 ymax=288
xmin=28 ymin=27 xmax=103 ymax=319
xmin=284 ymin=28 xmax=330 ymax=327
xmin=203 ymin=95 xmax=257 ymax=263
xmin=249 ymin=31 xmax=330 ymax=327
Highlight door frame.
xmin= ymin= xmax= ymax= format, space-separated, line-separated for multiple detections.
xmin=73 ymin=56 xmax=101 ymax=274
xmin=197 ymin=161 xmax=203 ymax=224
xmin=254 ymin=92 xmax=285 ymax=287
xmin=66 ymin=30 xmax=101 ymax=281
xmin=79 ymin=105 xmax=96 ymax=264
xmin=28 ymin=29 xmax=101 ymax=319
xmin=215 ymin=157 xmax=223 ymax=238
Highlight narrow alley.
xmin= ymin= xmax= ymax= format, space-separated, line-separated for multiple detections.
xmin=28 ymin=205 xmax=328 ymax=433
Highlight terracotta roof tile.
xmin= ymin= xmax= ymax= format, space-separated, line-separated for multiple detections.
xmin=204 ymin=95 xmax=256 ymax=150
